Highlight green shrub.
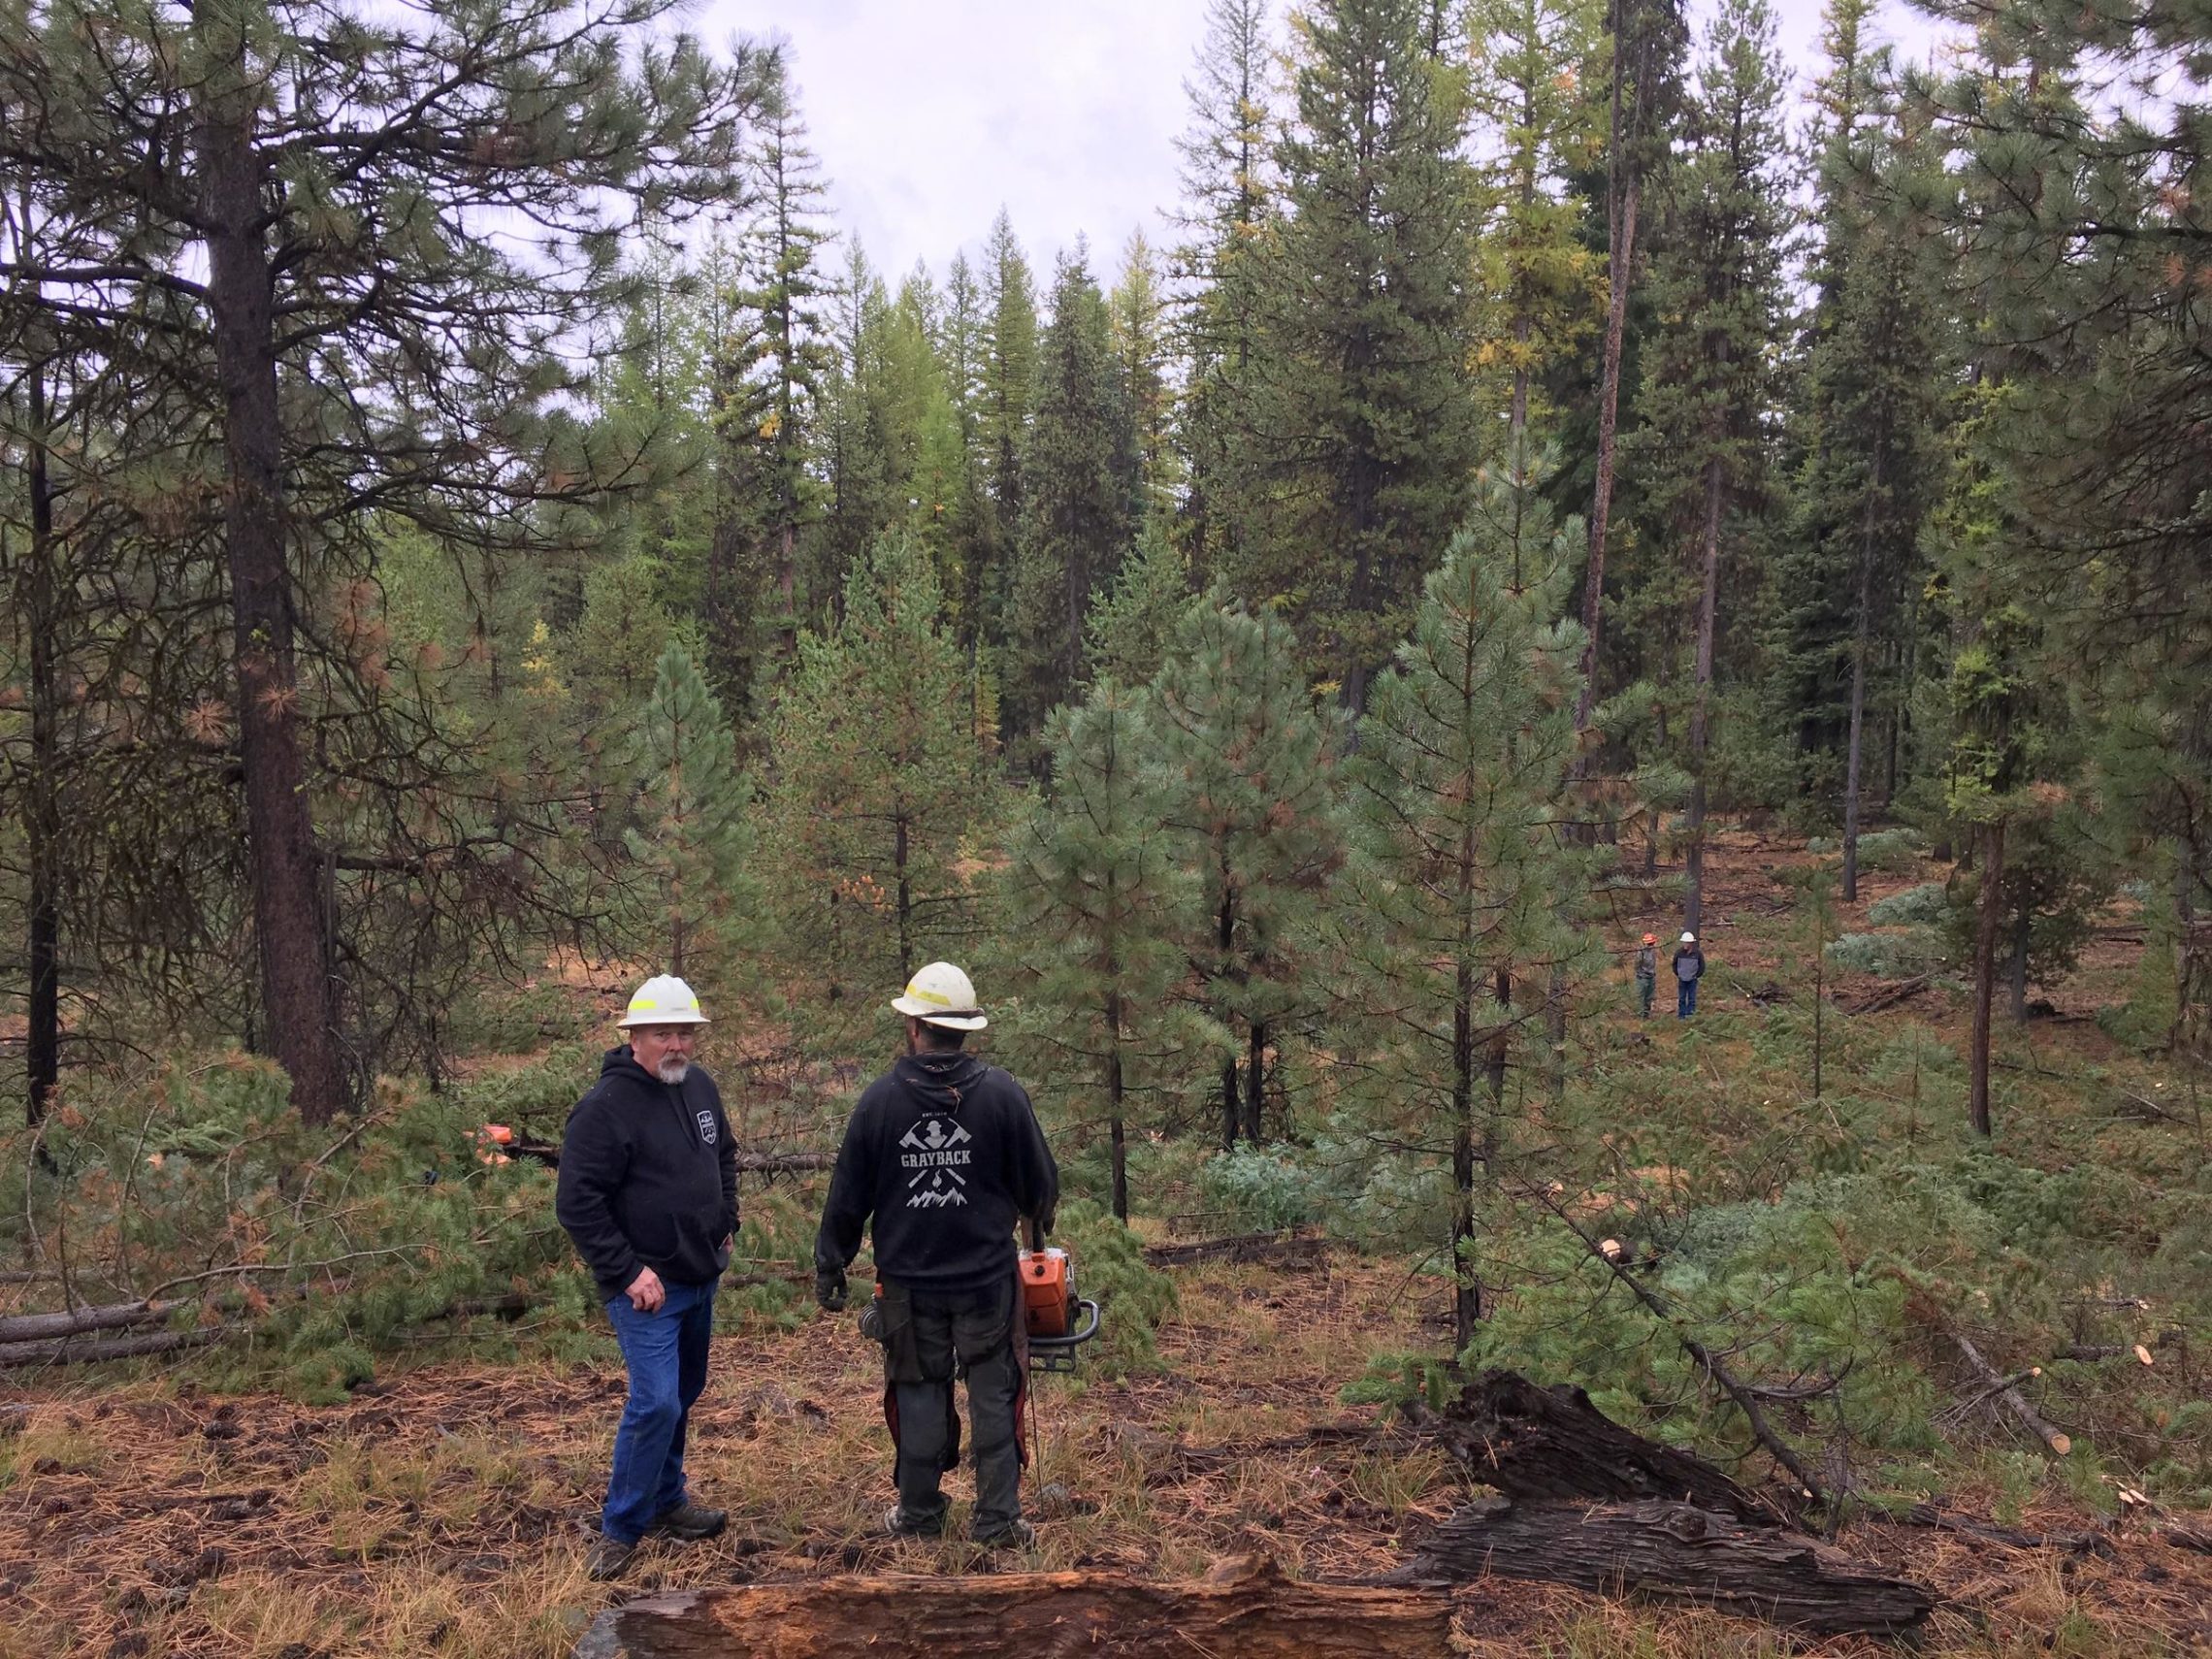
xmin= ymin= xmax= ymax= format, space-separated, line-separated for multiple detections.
xmin=1826 ymin=929 xmax=1946 ymax=978
xmin=1198 ymin=1145 xmax=1319 ymax=1232
xmin=1867 ymin=882 xmax=1949 ymax=927
xmin=1049 ymin=1198 xmax=1178 ymax=1379
xmin=1854 ymin=828 xmax=1925 ymax=873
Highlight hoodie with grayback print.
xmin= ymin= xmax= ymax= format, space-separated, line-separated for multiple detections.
xmin=814 ymin=1051 xmax=1058 ymax=1294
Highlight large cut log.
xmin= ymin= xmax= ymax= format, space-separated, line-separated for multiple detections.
xmin=574 ymin=1555 xmax=1452 ymax=1659
xmin=1421 ymin=1369 xmax=1773 ymax=1522
xmin=1399 ymin=1497 xmax=1934 ymax=1637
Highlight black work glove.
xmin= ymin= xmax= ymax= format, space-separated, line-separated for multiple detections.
xmin=815 ymin=1267 xmax=847 ymax=1313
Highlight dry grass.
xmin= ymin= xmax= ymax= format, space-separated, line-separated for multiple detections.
xmin=5 ymin=1252 xmax=2211 ymax=1656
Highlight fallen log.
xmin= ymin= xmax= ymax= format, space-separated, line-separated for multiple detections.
xmin=0 ymin=1299 xmax=170 ymax=1344
xmin=1416 ymin=1370 xmax=1772 ymax=1523
xmin=1843 ymin=973 xmax=1934 ymax=1016
xmin=572 ymin=1555 xmax=1453 ymax=1659
xmin=0 ymin=1328 xmax=216 ymax=1368
xmin=1143 ymin=1231 xmax=1331 ymax=1269
xmin=733 ymin=1152 xmax=835 ymax=1173
xmin=1397 ymin=1496 xmax=1934 ymax=1637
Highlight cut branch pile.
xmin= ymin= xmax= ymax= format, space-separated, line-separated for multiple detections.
xmin=1142 ymin=1230 xmax=1332 ymax=1268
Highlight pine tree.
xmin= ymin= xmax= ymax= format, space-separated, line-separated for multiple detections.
xmin=1000 ymin=681 xmax=1205 ymax=1220
xmin=978 ymin=211 xmax=1040 ymax=644
xmin=719 ymin=57 xmax=836 ymax=699
xmin=760 ymin=536 xmax=991 ymax=1034
xmin=1248 ymin=0 xmax=1483 ymax=707
xmin=1110 ymin=231 xmax=1178 ymax=522
xmin=1005 ymin=248 xmax=1138 ymax=746
xmin=625 ymin=641 xmax=755 ymax=993
xmin=1343 ymin=472 xmax=1595 ymax=1350
xmin=1173 ymin=0 xmax=1276 ymax=584
xmin=1152 ymin=597 xmax=1345 ymax=1148
xmin=1086 ymin=519 xmax=1193 ymax=689
xmin=0 ymin=0 xmax=768 ymax=1117
xmin=1771 ymin=0 xmax=1946 ymax=898
xmin=1626 ymin=0 xmax=1792 ymax=934
xmin=1465 ymin=0 xmax=1608 ymax=478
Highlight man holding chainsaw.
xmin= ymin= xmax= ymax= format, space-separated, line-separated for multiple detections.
xmin=813 ymin=961 xmax=1059 ymax=1548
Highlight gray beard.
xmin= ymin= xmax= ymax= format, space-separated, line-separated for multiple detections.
xmin=654 ymin=1057 xmax=690 ymax=1087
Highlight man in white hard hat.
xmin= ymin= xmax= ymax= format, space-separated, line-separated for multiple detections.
xmin=1672 ymin=930 xmax=1706 ymax=1018
xmin=813 ymin=961 xmax=1058 ymax=1548
xmin=556 ymin=974 xmax=737 ymax=1580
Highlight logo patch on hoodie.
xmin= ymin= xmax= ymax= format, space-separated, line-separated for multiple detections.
xmin=898 ymin=1115 xmax=972 ymax=1207
xmin=696 ymin=1109 xmax=718 ymax=1146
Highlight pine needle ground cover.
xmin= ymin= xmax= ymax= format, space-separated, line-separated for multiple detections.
xmin=5 ymin=829 xmax=2211 ymax=1656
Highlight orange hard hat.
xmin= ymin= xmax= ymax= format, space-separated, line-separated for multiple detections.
xmin=1642 ymin=933 xmax=1657 ymax=945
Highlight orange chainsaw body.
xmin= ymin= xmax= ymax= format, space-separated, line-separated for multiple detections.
xmin=1019 ymin=1247 xmax=1076 ymax=1339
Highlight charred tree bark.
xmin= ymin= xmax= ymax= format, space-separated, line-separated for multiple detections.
xmin=574 ymin=1557 xmax=1454 ymax=1659
xmin=1399 ymin=1498 xmax=1933 ymax=1637
xmin=1451 ymin=959 xmax=1479 ymax=1349
xmin=197 ymin=67 xmax=346 ymax=1123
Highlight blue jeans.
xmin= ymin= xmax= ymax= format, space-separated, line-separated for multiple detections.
xmin=1677 ymin=978 xmax=1698 ymax=1018
xmin=601 ymin=1276 xmax=717 ymax=1542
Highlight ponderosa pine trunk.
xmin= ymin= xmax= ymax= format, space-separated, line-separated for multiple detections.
xmin=1451 ymin=959 xmax=1479 ymax=1350
xmin=1683 ymin=458 xmax=1723 ymax=936
xmin=2009 ymin=897 xmax=2031 ymax=1023
xmin=198 ymin=81 xmax=345 ymax=1124
xmin=22 ymin=354 xmax=60 ymax=1129
xmin=1839 ymin=453 xmax=1882 ymax=903
xmin=1106 ymin=988 xmax=1128 ymax=1222
xmin=1968 ymin=818 xmax=2006 ymax=1136
xmin=1219 ymin=884 xmax=1240 ymax=1151
xmin=894 ymin=813 xmax=912 ymax=982
xmin=1243 ymin=1019 xmax=1266 ymax=1145
xmin=1573 ymin=178 xmax=1642 ymax=733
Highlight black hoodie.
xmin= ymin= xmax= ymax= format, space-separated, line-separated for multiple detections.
xmin=814 ymin=1051 xmax=1058 ymax=1294
xmin=557 ymin=1046 xmax=738 ymax=1301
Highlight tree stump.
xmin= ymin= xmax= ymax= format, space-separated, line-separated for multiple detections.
xmin=574 ymin=1555 xmax=1453 ymax=1659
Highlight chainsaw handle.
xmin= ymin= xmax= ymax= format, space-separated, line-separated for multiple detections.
xmin=1025 ymin=1215 xmax=1045 ymax=1252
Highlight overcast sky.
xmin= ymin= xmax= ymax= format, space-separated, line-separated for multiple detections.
xmin=694 ymin=0 xmax=1956 ymax=288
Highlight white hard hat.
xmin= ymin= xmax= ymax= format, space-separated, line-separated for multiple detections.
xmin=1680 ymin=931 xmax=1697 ymax=944
xmin=618 ymin=974 xmax=709 ymax=1028
xmin=891 ymin=961 xmax=989 ymax=1030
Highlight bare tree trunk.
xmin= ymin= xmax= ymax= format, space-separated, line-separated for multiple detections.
xmin=1219 ymin=886 xmax=1239 ymax=1151
xmin=198 ymin=81 xmax=345 ymax=1123
xmin=1451 ymin=962 xmax=1479 ymax=1350
xmin=894 ymin=813 xmax=912 ymax=982
xmin=1106 ymin=989 xmax=1128 ymax=1222
xmin=1839 ymin=454 xmax=1882 ymax=903
xmin=1243 ymin=1020 xmax=1266 ymax=1145
xmin=1968 ymin=818 xmax=2006 ymax=1137
xmin=1573 ymin=176 xmax=1640 ymax=737
xmin=1683 ymin=459 xmax=1723 ymax=936
xmin=21 ymin=354 xmax=61 ymax=1128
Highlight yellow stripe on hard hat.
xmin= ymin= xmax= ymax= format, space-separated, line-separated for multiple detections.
xmin=906 ymin=983 xmax=954 ymax=1006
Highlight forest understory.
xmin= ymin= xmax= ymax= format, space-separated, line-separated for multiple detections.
xmin=5 ymin=828 xmax=2209 ymax=1659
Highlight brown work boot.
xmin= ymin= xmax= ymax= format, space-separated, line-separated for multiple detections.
xmin=649 ymin=1500 xmax=728 ymax=1541
xmin=972 ymin=1517 xmax=1036 ymax=1550
xmin=584 ymin=1535 xmax=637 ymax=1580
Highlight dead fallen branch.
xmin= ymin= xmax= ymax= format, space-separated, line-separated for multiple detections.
xmin=733 ymin=1151 xmax=836 ymax=1173
xmin=0 ymin=1298 xmax=171 ymax=1343
xmin=1144 ymin=1231 xmax=1332 ymax=1269
xmin=1899 ymin=1504 xmax=2107 ymax=1553
xmin=1413 ymin=1370 xmax=1771 ymax=1524
xmin=1950 ymin=1329 xmax=2071 ymax=1454
xmin=1843 ymin=973 xmax=1934 ymax=1016
xmin=1396 ymin=1496 xmax=1934 ymax=1637
xmin=573 ymin=1554 xmax=1453 ymax=1659
xmin=0 ymin=1328 xmax=217 ymax=1369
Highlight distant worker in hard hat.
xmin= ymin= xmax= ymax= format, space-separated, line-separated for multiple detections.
xmin=1635 ymin=933 xmax=1659 ymax=1018
xmin=1673 ymin=931 xmax=1706 ymax=1018
xmin=556 ymin=975 xmax=737 ymax=1580
xmin=813 ymin=961 xmax=1058 ymax=1549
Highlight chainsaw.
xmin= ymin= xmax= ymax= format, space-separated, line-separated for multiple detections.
xmin=1018 ymin=1218 xmax=1100 ymax=1375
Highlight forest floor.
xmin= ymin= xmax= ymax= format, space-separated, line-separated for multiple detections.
xmin=4 ymin=826 xmax=2211 ymax=1657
